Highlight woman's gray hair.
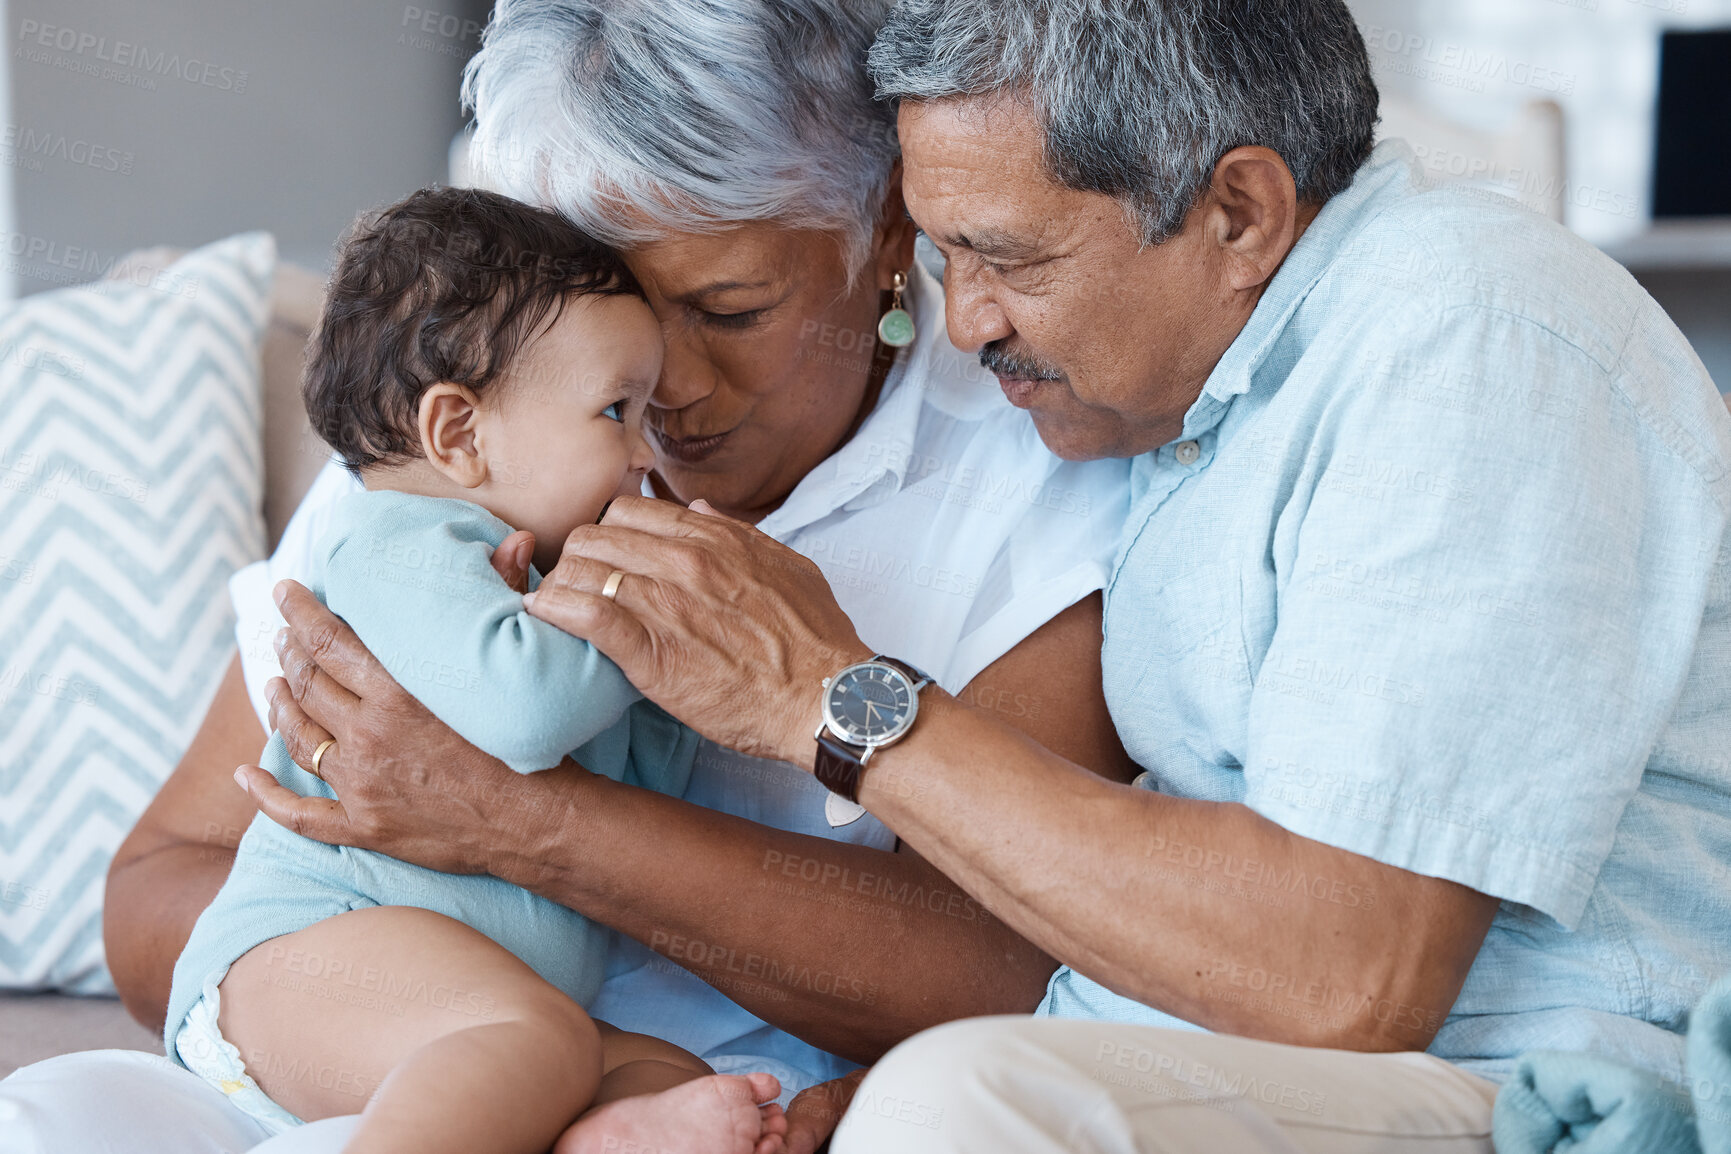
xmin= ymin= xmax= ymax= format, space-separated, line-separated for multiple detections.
xmin=867 ymin=0 xmax=1379 ymax=245
xmin=462 ymin=0 xmax=900 ymax=283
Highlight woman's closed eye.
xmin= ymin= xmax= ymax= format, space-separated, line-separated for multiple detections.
xmin=696 ymin=306 xmax=765 ymax=330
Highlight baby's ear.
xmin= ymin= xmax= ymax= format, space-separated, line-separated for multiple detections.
xmin=418 ymin=382 xmax=489 ymax=488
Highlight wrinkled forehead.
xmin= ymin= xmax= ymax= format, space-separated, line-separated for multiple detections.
xmin=898 ymin=97 xmax=1085 ymax=253
xmin=621 ymin=222 xmax=848 ymax=304
xmin=898 ymin=95 xmax=1045 ymax=187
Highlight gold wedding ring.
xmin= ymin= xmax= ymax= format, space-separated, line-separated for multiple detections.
xmin=308 ymin=738 xmax=336 ymax=782
xmin=601 ymin=570 xmax=626 ymax=602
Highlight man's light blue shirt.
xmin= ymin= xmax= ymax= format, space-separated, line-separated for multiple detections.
xmin=1039 ymin=142 xmax=1731 ymax=1085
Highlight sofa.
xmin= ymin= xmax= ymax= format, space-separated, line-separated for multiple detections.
xmin=0 ymin=249 xmax=330 ymax=1078
xmin=4 ymin=238 xmax=1728 ymax=1086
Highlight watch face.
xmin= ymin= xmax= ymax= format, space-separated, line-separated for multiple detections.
xmin=824 ymin=662 xmax=916 ymax=745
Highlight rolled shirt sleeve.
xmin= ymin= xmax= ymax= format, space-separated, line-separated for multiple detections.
xmin=944 ymin=414 xmax=1130 ymax=690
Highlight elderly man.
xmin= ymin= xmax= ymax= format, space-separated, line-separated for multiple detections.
xmin=257 ymin=0 xmax=1729 ymax=1150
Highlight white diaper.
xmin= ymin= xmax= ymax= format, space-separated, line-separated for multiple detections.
xmin=173 ymin=968 xmax=306 ymax=1137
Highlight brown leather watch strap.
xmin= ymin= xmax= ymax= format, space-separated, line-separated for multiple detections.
xmin=873 ymin=655 xmax=929 ymax=686
xmin=814 ymin=731 xmax=868 ymax=804
xmin=813 ymin=655 xmax=932 ymax=804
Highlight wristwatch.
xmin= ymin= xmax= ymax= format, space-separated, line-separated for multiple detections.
xmin=814 ymin=654 xmax=933 ymax=803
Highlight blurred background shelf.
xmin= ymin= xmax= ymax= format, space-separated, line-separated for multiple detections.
xmin=1603 ymin=220 xmax=1731 ymax=271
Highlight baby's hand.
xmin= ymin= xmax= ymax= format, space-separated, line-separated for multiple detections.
xmin=491 ymin=529 xmax=536 ymax=593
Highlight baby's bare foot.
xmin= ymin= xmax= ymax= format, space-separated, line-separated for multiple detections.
xmin=557 ymin=1072 xmax=787 ymax=1154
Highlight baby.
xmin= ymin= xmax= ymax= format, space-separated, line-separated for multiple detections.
xmin=164 ymin=188 xmax=788 ymax=1154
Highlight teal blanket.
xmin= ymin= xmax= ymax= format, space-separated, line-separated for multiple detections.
xmin=1493 ymin=977 xmax=1731 ymax=1153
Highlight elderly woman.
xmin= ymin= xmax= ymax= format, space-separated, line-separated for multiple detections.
xmin=0 ymin=2 xmax=1131 ymax=1152
xmin=435 ymin=1 xmax=1728 ymax=1152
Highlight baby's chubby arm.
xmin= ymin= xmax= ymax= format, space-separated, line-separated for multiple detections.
xmin=321 ymin=503 xmax=639 ymax=774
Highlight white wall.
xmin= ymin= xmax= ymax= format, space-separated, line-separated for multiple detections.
xmin=0 ymin=0 xmax=15 ymax=303
xmin=1345 ymin=0 xmax=1731 ymax=390
xmin=1347 ymin=0 xmax=1731 ymax=246
xmin=4 ymin=0 xmax=487 ymax=292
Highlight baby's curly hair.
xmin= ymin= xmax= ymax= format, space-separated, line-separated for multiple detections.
xmin=304 ymin=186 xmax=644 ymax=474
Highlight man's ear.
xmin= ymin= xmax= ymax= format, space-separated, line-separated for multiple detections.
xmin=418 ymin=382 xmax=490 ymax=489
xmin=1202 ymin=146 xmax=1305 ymax=293
xmin=872 ymin=161 xmax=921 ymax=292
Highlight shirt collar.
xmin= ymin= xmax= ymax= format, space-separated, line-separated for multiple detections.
xmin=1184 ymin=141 xmax=1420 ymax=429
xmin=830 ymin=260 xmax=944 ymax=493
xmin=757 ymin=260 xmax=944 ymax=536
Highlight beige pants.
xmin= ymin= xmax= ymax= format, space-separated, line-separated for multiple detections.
xmin=829 ymin=1017 xmax=1498 ymax=1153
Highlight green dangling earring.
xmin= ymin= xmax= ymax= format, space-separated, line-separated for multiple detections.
xmin=877 ymin=270 xmax=916 ymax=348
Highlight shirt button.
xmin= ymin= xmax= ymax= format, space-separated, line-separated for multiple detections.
xmin=1175 ymin=440 xmax=1201 ymax=466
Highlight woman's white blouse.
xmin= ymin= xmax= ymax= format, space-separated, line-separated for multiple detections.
xmin=226 ymin=261 xmax=1131 ymax=1095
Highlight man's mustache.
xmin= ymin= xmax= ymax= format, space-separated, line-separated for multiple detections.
xmin=979 ymin=340 xmax=1064 ymax=382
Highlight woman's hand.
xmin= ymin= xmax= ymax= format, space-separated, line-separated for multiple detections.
xmin=783 ymin=1070 xmax=866 ymax=1154
xmin=524 ymin=497 xmax=869 ymax=768
xmin=231 ymin=574 xmax=565 ymax=877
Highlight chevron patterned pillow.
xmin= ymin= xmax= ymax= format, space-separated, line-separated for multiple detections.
xmin=0 ymin=232 xmax=274 ymax=992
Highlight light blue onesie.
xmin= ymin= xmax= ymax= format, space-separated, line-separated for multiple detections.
xmin=162 ymin=490 xmax=698 ymax=1105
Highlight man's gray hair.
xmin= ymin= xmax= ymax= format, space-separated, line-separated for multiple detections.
xmin=462 ymin=0 xmax=900 ymax=283
xmin=868 ymin=0 xmax=1379 ymax=244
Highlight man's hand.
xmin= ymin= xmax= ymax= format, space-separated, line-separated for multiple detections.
xmin=230 ymin=578 xmax=562 ymax=877
xmin=524 ymin=497 xmax=869 ymax=767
